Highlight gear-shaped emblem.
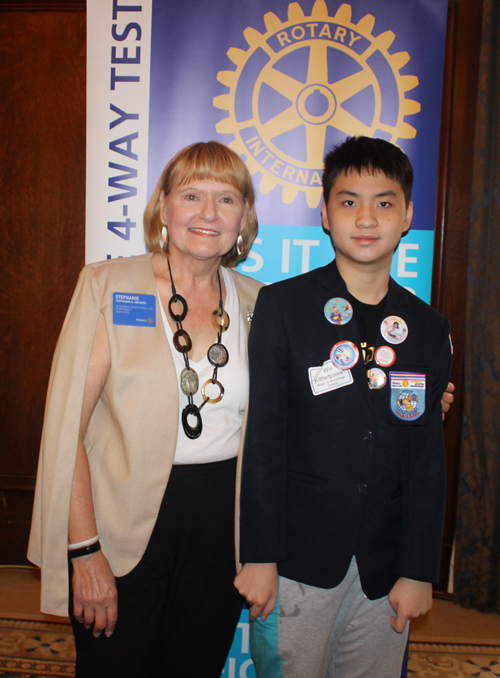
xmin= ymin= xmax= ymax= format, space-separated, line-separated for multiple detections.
xmin=214 ymin=1 xmax=421 ymax=208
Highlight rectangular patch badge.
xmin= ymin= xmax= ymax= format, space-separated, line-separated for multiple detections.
xmin=309 ymin=360 xmax=353 ymax=396
xmin=113 ymin=293 xmax=156 ymax=327
xmin=389 ymin=372 xmax=426 ymax=421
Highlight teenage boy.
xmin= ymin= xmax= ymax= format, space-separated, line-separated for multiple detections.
xmin=235 ymin=136 xmax=452 ymax=678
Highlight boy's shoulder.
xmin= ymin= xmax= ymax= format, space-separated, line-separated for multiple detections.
xmin=389 ymin=277 xmax=449 ymax=328
xmin=261 ymin=260 xmax=340 ymax=299
xmin=258 ymin=262 xmax=450 ymax=335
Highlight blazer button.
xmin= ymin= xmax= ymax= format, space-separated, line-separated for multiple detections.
xmin=358 ymin=484 xmax=367 ymax=494
xmin=362 ymin=431 xmax=373 ymax=441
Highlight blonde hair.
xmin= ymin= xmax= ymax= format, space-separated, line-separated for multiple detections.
xmin=144 ymin=141 xmax=258 ymax=267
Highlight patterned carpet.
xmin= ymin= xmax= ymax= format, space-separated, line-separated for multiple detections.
xmin=0 ymin=617 xmax=75 ymax=677
xmin=408 ymin=641 xmax=500 ymax=677
xmin=0 ymin=616 xmax=499 ymax=677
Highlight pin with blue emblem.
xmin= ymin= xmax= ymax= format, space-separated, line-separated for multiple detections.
xmin=330 ymin=341 xmax=359 ymax=370
xmin=324 ymin=298 xmax=353 ymax=325
xmin=381 ymin=316 xmax=408 ymax=345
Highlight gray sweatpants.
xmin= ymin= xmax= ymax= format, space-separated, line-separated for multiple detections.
xmin=250 ymin=558 xmax=409 ymax=678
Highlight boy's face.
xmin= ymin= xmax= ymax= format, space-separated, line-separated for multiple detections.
xmin=321 ymin=170 xmax=413 ymax=271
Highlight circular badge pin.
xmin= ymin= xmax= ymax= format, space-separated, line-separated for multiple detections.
xmin=374 ymin=345 xmax=396 ymax=367
xmin=381 ymin=316 xmax=408 ymax=345
xmin=330 ymin=341 xmax=359 ymax=370
xmin=368 ymin=368 xmax=387 ymax=390
xmin=324 ymin=297 xmax=353 ymax=325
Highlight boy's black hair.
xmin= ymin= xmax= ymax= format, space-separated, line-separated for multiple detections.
xmin=322 ymin=136 xmax=414 ymax=207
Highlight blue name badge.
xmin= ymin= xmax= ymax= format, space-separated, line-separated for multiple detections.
xmin=113 ymin=293 xmax=156 ymax=327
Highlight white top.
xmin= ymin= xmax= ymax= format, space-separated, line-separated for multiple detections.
xmin=159 ymin=267 xmax=249 ymax=464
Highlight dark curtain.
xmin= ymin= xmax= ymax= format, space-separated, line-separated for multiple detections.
xmin=453 ymin=0 xmax=500 ymax=612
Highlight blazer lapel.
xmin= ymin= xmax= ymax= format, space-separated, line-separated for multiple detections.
xmin=140 ymin=253 xmax=179 ymax=461
xmin=318 ymin=260 xmax=374 ymax=410
xmin=229 ymin=269 xmax=263 ymax=340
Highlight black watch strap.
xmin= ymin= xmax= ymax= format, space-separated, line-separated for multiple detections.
xmin=69 ymin=541 xmax=101 ymax=559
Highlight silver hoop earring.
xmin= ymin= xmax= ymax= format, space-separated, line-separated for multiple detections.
xmin=161 ymin=225 xmax=169 ymax=250
xmin=236 ymin=231 xmax=244 ymax=256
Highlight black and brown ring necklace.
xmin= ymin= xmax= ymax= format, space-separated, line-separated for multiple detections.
xmin=166 ymin=257 xmax=230 ymax=439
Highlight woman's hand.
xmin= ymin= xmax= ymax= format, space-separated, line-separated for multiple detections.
xmin=72 ymin=550 xmax=118 ymax=637
xmin=234 ymin=563 xmax=279 ymax=622
xmin=69 ymin=313 xmax=115 ymax=637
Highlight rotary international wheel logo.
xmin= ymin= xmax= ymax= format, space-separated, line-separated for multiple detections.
xmin=214 ymin=0 xmax=421 ymax=207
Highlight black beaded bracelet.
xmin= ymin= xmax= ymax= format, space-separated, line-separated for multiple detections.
xmin=69 ymin=540 xmax=101 ymax=559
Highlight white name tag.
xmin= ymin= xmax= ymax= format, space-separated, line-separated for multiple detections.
xmin=308 ymin=360 xmax=353 ymax=396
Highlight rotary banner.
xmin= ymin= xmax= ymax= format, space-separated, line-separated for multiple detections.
xmin=87 ymin=0 xmax=447 ymax=302
xmin=87 ymin=0 xmax=447 ymax=673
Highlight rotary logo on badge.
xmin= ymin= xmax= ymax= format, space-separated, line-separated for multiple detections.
xmin=214 ymin=0 xmax=421 ymax=207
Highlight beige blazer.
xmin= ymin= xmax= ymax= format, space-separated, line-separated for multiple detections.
xmin=27 ymin=253 xmax=262 ymax=617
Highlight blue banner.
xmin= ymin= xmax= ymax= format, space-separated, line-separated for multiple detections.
xmin=148 ymin=0 xmax=447 ymax=301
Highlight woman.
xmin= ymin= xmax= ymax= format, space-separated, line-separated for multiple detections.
xmin=28 ymin=141 xmax=262 ymax=677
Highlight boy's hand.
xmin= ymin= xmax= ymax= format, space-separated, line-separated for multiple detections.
xmin=441 ymin=382 xmax=455 ymax=420
xmin=388 ymin=577 xmax=433 ymax=634
xmin=234 ymin=563 xmax=279 ymax=622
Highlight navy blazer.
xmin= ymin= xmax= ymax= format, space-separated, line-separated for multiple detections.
xmin=240 ymin=260 xmax=452 ymax=599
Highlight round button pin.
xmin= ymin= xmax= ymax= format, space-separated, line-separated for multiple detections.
xmin=330 ymin=341 xmax=359 ymax=370
xmin=367 ymin=368 xmax=387 ymax=390
xmin=381 ymin=316 xmax=408 ymax=345
xmin=324 ymin=297 xmax=353 ymax=325
xmin=374 ymin=345 xmax=396 ymax=367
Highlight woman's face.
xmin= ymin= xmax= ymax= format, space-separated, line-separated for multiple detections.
xmin=159 ymin=179 xmax=247 ymax=264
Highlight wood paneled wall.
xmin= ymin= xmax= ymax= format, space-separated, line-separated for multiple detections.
xmin=0 ymin=4 xmax=85 ymax=562
xmin=0 ymin=0 xmax=485 ymax=590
